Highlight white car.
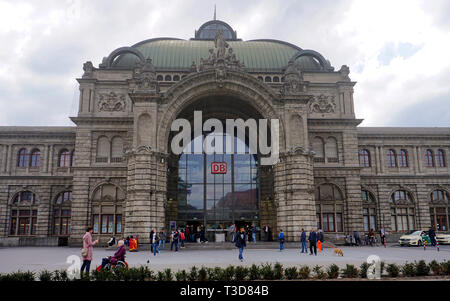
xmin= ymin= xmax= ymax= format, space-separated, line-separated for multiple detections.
xmin=398 ymin=230 xmax=429 ymax=246
xmin=436 ymin=232 xmax=450 ymax=245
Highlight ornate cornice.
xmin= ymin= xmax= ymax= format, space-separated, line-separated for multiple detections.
xmin=69 ymin=116 xmax=133 ymax=125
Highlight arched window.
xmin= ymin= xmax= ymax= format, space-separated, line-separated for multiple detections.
xmin=59 ymin=149 xmax=71 ymax=167
xmin=164 ymin=75 xmax=172 ymax=81
xmin=53 ymin=191 xmax=72 ymax=236
xmin=315 ymin=183 xmax=344 ymax=232
xmin=359 ymin=149 xmax=371 ymax=167
xmin=435 ymin=149 xmax=446 ymax=167
xmin=96 ymin=136 xmax=110 ymax=163
xmin=30 ymin=149 xmax=40 ymax=167
xmin=429 ymin=190 xmax=449 ymax=231
xmin=398 ymin=149 xmax=408 ymax=168
xmin=325 ymin=137 xmax=338 ymax=162
xmin=312 ymin=137 xmax=325 ymax=163
xmin=9 ymin=191 xmax=39 ymax=236
xmin=111 ymin=136 xmax=124 ymax=163
xmin=156 ymin=75 xmax=163 ymax=81
xmin=390 ymin=190 xmax=415 ymax=232
xmin=264 ymin=76 xmax=272 ymax=82
xmin=91 ymin=184 xmax=125 ymax=235
xmin=173 ymin=75 xmax=180 ymax=81
xmin=387 ymin=149 xmax=396 ymax=167
xmin=425 ymin=149 xmax=434 ymax=167
xmin=17 ymin=149 xmax=28 ymax=167
xmin=362 ymin=190 xmax=377 ymax=232
xmin=257 ymin=76 xmax=263 ymax=81
xmin=273 ymin=76 xmax=280 ymax=82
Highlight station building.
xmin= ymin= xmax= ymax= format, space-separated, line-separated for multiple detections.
xmin=0 ymin=19 xmax=449 ymax=246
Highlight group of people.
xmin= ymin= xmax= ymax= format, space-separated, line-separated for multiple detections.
xmin=150 ymin=228 xmax=189 ymax=256
xmin=80 ymin=226 xmax=127 ymax=276
xmin=229 ymin=224 xmax=258 ymax=243
xmin=184 ymin=225 xmax=208 ymax=243
xmin=344 ymin=229 xmax=386 ymax=246
xmin=299 ymin=228 xmax=324 ymax=255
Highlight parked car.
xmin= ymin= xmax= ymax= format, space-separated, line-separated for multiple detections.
xmin=436 ymin=232 xmax=450 ymax=245
xmin=398 ymin=230 xmax=431 ymax=246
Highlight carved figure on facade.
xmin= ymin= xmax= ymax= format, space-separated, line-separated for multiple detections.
xmin=130 ymin=58 xmax=159 ymax=93
xmin=339 ymin=65 xmax=350 ymax=81
xmin=82 ymin=61 xmax=94 ymax=78
xmin=281 ymin=59 xmax=305 ymax=95
xmin=309 ymin=94 xmax=336 ymax=113
xmin=198 ymin=31 xmax=245 ymax=76
xmin=97 ymin=92 xmax=126 ymax=112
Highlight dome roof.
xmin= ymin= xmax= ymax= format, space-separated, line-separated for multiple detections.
xmin=104 ymin=20 xmax=333 ymax=72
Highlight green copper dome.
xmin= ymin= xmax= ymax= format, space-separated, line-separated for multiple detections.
xmin=110 ymin=38 xmax=323 ymax=72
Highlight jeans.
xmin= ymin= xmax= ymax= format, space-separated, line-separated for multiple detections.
xmin=238 ymin=247 xmax=244 ymax=260
xmin=280 ymin=242 xmax=284 ymax=250
xmin=158 ymin=240 xmax=165 ymax=252
xmin=80 ymin=260 xmax=91 ymax=274
xmin=181 ymin=239 xmax=184 ymax=247
xmin=301 ymin=241 xmax=307 ymax=253
xmin=152 ymin=242 xmax=159 ymax=256
xmin=252 ymin=233 xmax=256 ymax=243
xmin=171 ymin=240 xmax=178 ymax=251
xmin=310 ymin=241 xmax=317 ymax=255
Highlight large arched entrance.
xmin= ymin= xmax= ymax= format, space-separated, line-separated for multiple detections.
xmin=165 ymin=95 xmax=275 ymax=241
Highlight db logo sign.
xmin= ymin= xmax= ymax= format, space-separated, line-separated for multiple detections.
xmin=211 ymin=162 xmax=227 ymax=174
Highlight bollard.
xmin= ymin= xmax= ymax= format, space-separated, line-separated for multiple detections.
xmin=436 ymin=239 xmax=439 ymax=252
xmin=423 ymin=240 xmax=426 ymax=251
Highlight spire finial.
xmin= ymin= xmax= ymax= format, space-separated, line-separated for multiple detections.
xmin=214 ymin=4 xmax=216 ymax=20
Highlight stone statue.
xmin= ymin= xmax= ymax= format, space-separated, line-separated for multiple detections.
xmin=214 ymin=29 xmax=229 ymax=59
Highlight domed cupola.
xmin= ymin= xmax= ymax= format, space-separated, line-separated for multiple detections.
xmin=193 ymin=19 xmax=239 ymax=41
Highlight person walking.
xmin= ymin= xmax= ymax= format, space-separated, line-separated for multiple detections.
xmin=81 ymin=226 xmax=98 ymax=276
xmin=353 ymin=230 xmax=361 ymax=246
xmin=429 ymin=227 xmax=436 ymax=247
xmin=380 ymin=228 xmax=386 ymax=247
xmin=158 ymin=228 xmax=166 ymax=252
xmin=152 ymin=228 xmax=160 ymax=256
xmin=230 ymin=223 xmax=236 ymax=243
xmin=171 ymin=230 xmax=179 ymax=251
xmin=308 ymin=228 xmax=317 ymax=256
xmin=278 ymin=229 xmax=285 ymax=251
xmin=180 ymin=229 xmax=185 ymax=248
xmin=318 ymin=228 xmax=324 ymax=244
xmin=300 ymin=228 xmax=307 ymax=253
xmin=251 ymin=224 xmax=257 ymax=243
xmin=369 ymin=228 xmax=375 ymax=246
xmin=235 ymin=227 xmax=247 ymax=262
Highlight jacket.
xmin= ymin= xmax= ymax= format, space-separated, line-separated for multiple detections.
xmin=300 ymin=231 xmax=306 ymax=242
xmin=235 ymin=232 xmax=247 ymax=248
xmin=278 ymin=232 xmax=285 ymax=242
xmin=318 ymin=231 xmax=324 ymax=242
xmin=82 ymin=232 xmax=96 ymax=261
xmin=110 ymin=245 xmax=126 ymax=265
xmin=308 ymin=231 xmax=317 ymax=243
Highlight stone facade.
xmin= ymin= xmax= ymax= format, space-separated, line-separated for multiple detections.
xmin=1 ymin=20 xmax=449 ymax=246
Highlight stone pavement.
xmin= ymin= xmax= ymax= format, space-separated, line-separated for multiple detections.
xmin=0 ymin=244 xmax=449 ymax=274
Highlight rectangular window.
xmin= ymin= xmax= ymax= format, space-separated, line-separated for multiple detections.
xmin=31 ymin=217 xmax=37 ymax=235
xmin=101 ymin=215 xmax=114 ymax=234
xmin=116 ymin=214 xmax=122 ymax=234
xmin=10 ymin=217 xmax=17 ymax=235
xmin=336 ymin=213 xmax=342 ymax=232
xmin=364 ymin=216 xmax=369 ymax=232
xmin=93 ymin=215 xmax=99 ymax=234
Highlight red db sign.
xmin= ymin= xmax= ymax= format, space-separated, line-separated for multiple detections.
xmin=211 ymin=162 xmax=227 ymax=174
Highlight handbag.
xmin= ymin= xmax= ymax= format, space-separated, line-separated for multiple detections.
xmin=81 ymin=248 xmax=88 ymax=257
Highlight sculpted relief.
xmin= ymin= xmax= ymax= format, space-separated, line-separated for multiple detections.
xmin=97 ymin=92 xmax=127 ymax=112
xmin=309 ymin=94 xmax=336 ymax=114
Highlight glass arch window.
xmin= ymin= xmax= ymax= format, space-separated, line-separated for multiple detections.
xmin=425 ymin=149 xmax=434 ymax=167
xmin=165 ymin=75 xmax=172 ymax=81
xmin=398 ymin=149 xmax=408 ymax=168
xmin=157 ymin=75 xmax=163 ymax=81
xmin=173 ymin=75 xmax=180 ymax=81
xmin=390 ymin=190 xmax=415 ymax=232
xmin=436 ymin=149 xmax=446 ymax=167
xmin=91 ymin=184 xmax=125 ymax=235
xmin=264 ymin=76 xmax=272 ymax=83
xmin=359 ymin=149 xmax=370 ymax=167
xmin=387 ymin=150 xmax=396 ymax=167
xmin=53 ymin=191 xmax=72 ymax=235
xmin=273 ymin=76 xmax=280 ymax=82
xmin=176 ymin=129 xmax=259 ymax=230
xmin=59 ymin=149 xmax=71 ymax=167
xmin=429 ymin=190 xmax=449 ymax=231
xmin=315 ymin=184 xmax=344 ymax=232
xmin=18 ymin=149 xmax=28 ymax=167
xmin=10 ymin=191 xmax=39 ymax=236
xmin=197 ymin=23 xmax=234 ymax=40
xmin=30 ymin=149 xmax=40 ymax=167
xmin=362 ymin=190 xmax=377 ymax=232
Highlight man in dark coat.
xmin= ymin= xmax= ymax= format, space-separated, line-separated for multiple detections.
xmin=308 ymin=228 xmax=317 ymax=256
xmin=235 ymin=228 xmax=247 ymax=262
xmin=300 ymin=228 xmax=307 ymax=253
xmin=429 ymin=227 xmax=436 ymax=246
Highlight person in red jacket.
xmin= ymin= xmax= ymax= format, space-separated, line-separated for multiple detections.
xmin=180 ymin=229 xmax=186 ymax=248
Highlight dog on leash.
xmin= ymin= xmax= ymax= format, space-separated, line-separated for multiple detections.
xmin=334 ymin=248 xmax=344 ymax=256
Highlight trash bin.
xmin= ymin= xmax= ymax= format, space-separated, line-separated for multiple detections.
xmin=215 ymin=233 xmax=225 ymax=242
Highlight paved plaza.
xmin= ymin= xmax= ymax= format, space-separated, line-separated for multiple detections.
xmin=0 ymin=244 xmax=449 ymax=274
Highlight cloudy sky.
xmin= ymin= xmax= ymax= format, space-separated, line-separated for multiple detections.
xmin=0 ymin=0 xmax=449 ymax=127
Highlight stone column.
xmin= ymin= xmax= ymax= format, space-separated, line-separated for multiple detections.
xmin=344 ymin=174 xmax=364 ymax=233
xmin=0 ymin=184 xmax=8 ymax=237
xmin=416 ymin=184 xmax=431 ymax=229
xmin=124 ymin=147 xmax=166 ymax=244
xmin=275 ymin=148 xmax=315 ymax=242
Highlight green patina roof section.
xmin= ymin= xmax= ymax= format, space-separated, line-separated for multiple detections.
xmin=112 ymin=39 xmax=320 ymax=71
